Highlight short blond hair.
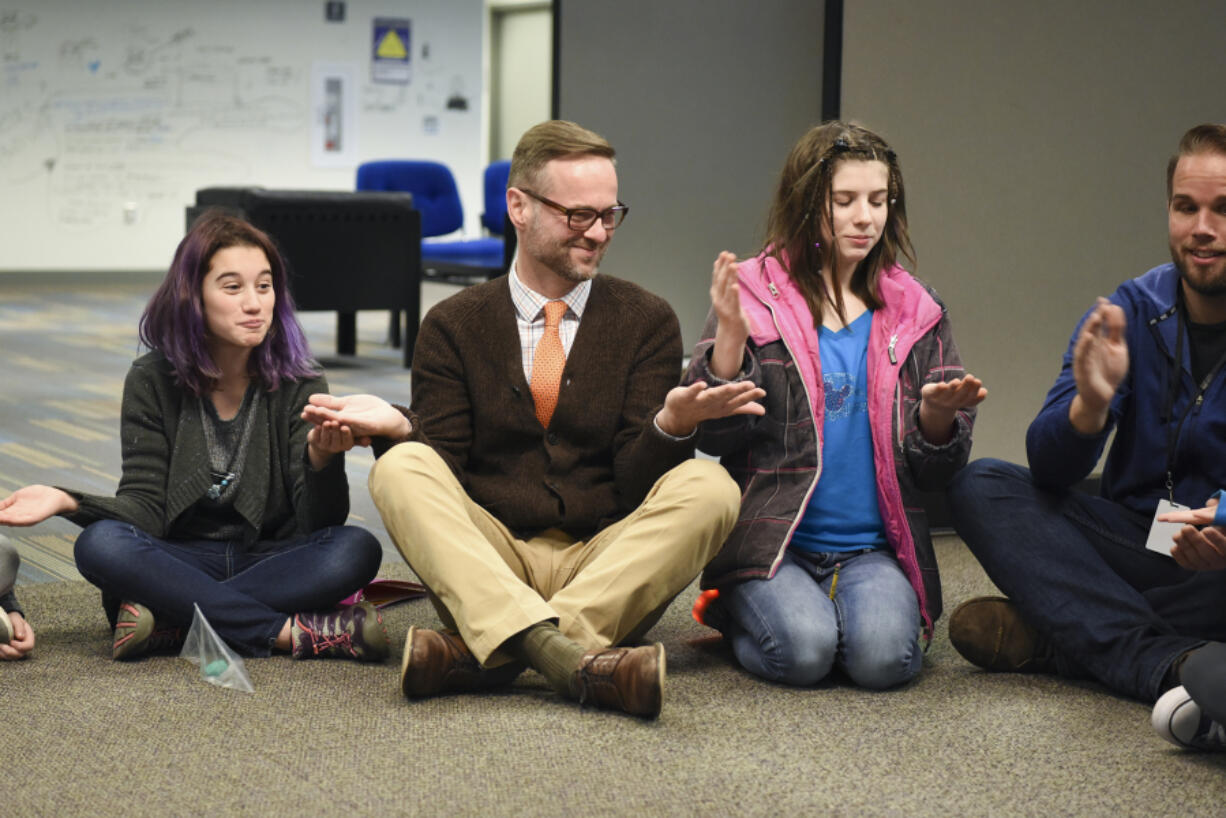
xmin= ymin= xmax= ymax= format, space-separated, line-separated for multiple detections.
xmin=508 ymin=120 xmax=615 ymax=192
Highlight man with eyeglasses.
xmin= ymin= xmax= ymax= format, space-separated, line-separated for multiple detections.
xmin=304 ymin=120 xmax=763 ymax=718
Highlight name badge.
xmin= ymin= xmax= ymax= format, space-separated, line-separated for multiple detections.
xmin=1145 ymin=499 xmax=1190 ymax=557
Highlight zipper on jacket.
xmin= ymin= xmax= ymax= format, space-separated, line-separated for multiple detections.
xmin=752 ymin=285 xmax=821 ymax=579
xmin=888 ymin=334 xmax=899 ymax=364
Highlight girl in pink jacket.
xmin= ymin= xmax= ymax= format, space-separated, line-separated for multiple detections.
xmin=686 ymin=122 xmax=985 ymax=689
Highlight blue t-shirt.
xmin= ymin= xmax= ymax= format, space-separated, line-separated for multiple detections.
xmin=790 ymin=309 xmax=888 ymax=553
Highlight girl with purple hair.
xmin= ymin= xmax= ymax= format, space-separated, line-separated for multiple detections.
xmin=0 ymin=211 xmax=388 ymax=662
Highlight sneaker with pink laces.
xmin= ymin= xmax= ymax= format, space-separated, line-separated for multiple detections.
xmin=290 ymin=602 xmax=389 ymax=662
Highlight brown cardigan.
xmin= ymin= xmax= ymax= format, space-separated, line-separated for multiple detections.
xmin=381 ymin=274 xmax=693 ymax=539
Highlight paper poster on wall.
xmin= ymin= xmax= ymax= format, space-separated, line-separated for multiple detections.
xmin=310 ymin=62 xmax=359 ymax=168
xmin=372 ymin=18 xmax=411 ymax=84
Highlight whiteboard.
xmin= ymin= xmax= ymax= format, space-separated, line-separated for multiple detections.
xmin=0 ymin=0 xmax=486 ymax=271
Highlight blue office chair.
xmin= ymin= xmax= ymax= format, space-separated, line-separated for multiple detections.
xmin=356 ymin=160 xmax=464 ymax=237
xmin=356 ymin=159 xmax=508 ymax=277
xmin=355 ymin=159 xmax=510 ymax=348
xmin=417 ymin=160 xmax=507 ymax=273
xmin=481 ymin=159 xmax=512 ymax=236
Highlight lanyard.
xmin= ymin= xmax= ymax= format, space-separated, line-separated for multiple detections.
xmin=1161 ymin=303 xmax=1226 ymax=501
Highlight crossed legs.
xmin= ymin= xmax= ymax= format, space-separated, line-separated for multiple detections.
xmin=369 ymin=443 xmax=739 ymax=713
xmin=947 ymin=458 xmax=1226 ymax=702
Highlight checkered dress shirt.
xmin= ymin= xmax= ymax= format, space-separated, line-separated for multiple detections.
xmin=508 ymin=263 xmax=591 ymax=383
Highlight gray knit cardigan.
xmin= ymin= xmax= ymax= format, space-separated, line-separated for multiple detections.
xmin=65 ymin=351 xmax=350 ymax=548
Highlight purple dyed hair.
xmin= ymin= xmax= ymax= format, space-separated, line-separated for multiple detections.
xmin=139 ymin=210 xmax=319 ymax=396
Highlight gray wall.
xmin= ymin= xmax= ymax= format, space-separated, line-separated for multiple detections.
xmin=841 ymin=0 xmax=1226 ymax=463
xmin=556 ymin=0 xmax=825 ymax=346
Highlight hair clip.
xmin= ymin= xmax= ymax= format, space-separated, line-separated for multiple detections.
xmin=884 ymin=149 xmax=897 ymax=162
xmin=831 ymin=137 xmax=852 ymax=154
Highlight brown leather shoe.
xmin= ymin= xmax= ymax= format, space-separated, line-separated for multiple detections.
xmin=948 ymin=596 xmax=1057 ymax=673
xmin=570 ymin=643 xmax=665 ymax=719
xmin=400 ymin=626 xmax=522 ymax=698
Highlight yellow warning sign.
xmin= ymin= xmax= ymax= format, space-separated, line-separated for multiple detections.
xmin=377 ymin=29 xmax=408 ymax=60
xmin=372 ymin=18 xmax=411 ymax=84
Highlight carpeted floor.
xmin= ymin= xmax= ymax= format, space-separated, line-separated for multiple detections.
xmin=3 ymin=278 xmax=1225 ymax=816
xmin=9 ymin=540 xmax=1226 ymax=817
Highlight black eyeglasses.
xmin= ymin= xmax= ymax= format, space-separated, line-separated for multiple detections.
xmin=519 ymin=188 xmax=629 ymax=231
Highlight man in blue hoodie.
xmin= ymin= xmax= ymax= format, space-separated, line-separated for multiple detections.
xmin=947 ymin=123 xmax=1226 ymax=751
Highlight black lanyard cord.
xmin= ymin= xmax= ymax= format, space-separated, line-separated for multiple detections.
xmin=1162 ymin=302 xmax=1226 ymax=500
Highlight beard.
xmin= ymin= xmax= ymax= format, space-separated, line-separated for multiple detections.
xmin=552 ymin=239 xmax=607 ymax=283
xmin=1171 ymin=243 xmax=1226 ymax=298
xmin=521 ymin=221 xmax=608 ymax=284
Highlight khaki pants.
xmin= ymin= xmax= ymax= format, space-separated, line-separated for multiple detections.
xmin=369 ymin=442 xmax=739 ymax=665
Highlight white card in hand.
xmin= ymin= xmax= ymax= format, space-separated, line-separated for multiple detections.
xmin=1146 ymin=499 xmax=1190 ymax=557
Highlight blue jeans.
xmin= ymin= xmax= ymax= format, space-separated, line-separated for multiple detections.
xmin=720 ymin=548 xmax=922 ymax=689
xmin=948 ymin=458 xmax=1226 ymax=702
xmin=74 ymin=520 xmax=382 ymax=656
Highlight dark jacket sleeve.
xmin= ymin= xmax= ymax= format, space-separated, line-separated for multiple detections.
xmin=64 ymin=359 xmax=173 ymax=535
xmin=608 ymin=294 xmax=695 ymax=505
xmin=684 ymin=306 xmax=764 ymax=457
xmin=390 ymin=304 xmax=469 ymax=475
xmin=287 ymin=374 xmax=352 ymax=531
xmin=1026 ymin=304 xmax=1121 ymax=490
xmin=0 ymin=590 xmax=21 ymax=617
xmin=901 ymin=311 xmax=976 ymax=491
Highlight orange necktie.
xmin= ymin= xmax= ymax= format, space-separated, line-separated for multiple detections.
xmin=530 ymin=300 xmax=567 ymax=427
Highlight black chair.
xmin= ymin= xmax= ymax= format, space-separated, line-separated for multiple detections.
xmin=188 ymin=188 xmax=421 ymax=367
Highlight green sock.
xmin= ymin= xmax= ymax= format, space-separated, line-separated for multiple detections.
xmin=506 ymin=622 xmax=588 ymax=696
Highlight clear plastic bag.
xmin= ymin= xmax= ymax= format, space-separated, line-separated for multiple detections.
xmin=179 ymin=603 xmax=254 ymax=693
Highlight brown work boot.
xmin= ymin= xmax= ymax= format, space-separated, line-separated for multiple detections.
xmin=948 ymin=596 xmax=1057 ymax=673
xmin=570 ymin=643 xmax=665 ymax=719
xmin=400 ymin=626 xmax=522 ymax=698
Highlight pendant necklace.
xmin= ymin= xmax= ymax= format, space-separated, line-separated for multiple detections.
xmin=199 ymin=384 xmax=259 ymax=503
xmin=206 ymin=472 xmax=235 ymax=500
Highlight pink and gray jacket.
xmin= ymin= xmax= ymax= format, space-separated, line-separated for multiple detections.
xmin=683 ymin=254 xmax=975 ymax=638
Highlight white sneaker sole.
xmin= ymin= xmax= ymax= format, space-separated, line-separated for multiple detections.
xmin=1153 ymin=685 xmax=1203 ymax=749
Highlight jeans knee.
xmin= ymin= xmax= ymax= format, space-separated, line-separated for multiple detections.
xmin=842 ymin=635 xmax=922 ymax=690
xmin=73 ymin=519 xmax=139 ymax=578
xmin=947 ymin=458 xmax=1026 ymax=526
xmin=313 ymin=526 xmax=383 ymax=586
xmin=751 ymin=622 xmax=837 ymax=686
xmin=949 ymin=458 xmax=1002 ymax=500
xmin=339 ymin=526 xmax=383 ymax=577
